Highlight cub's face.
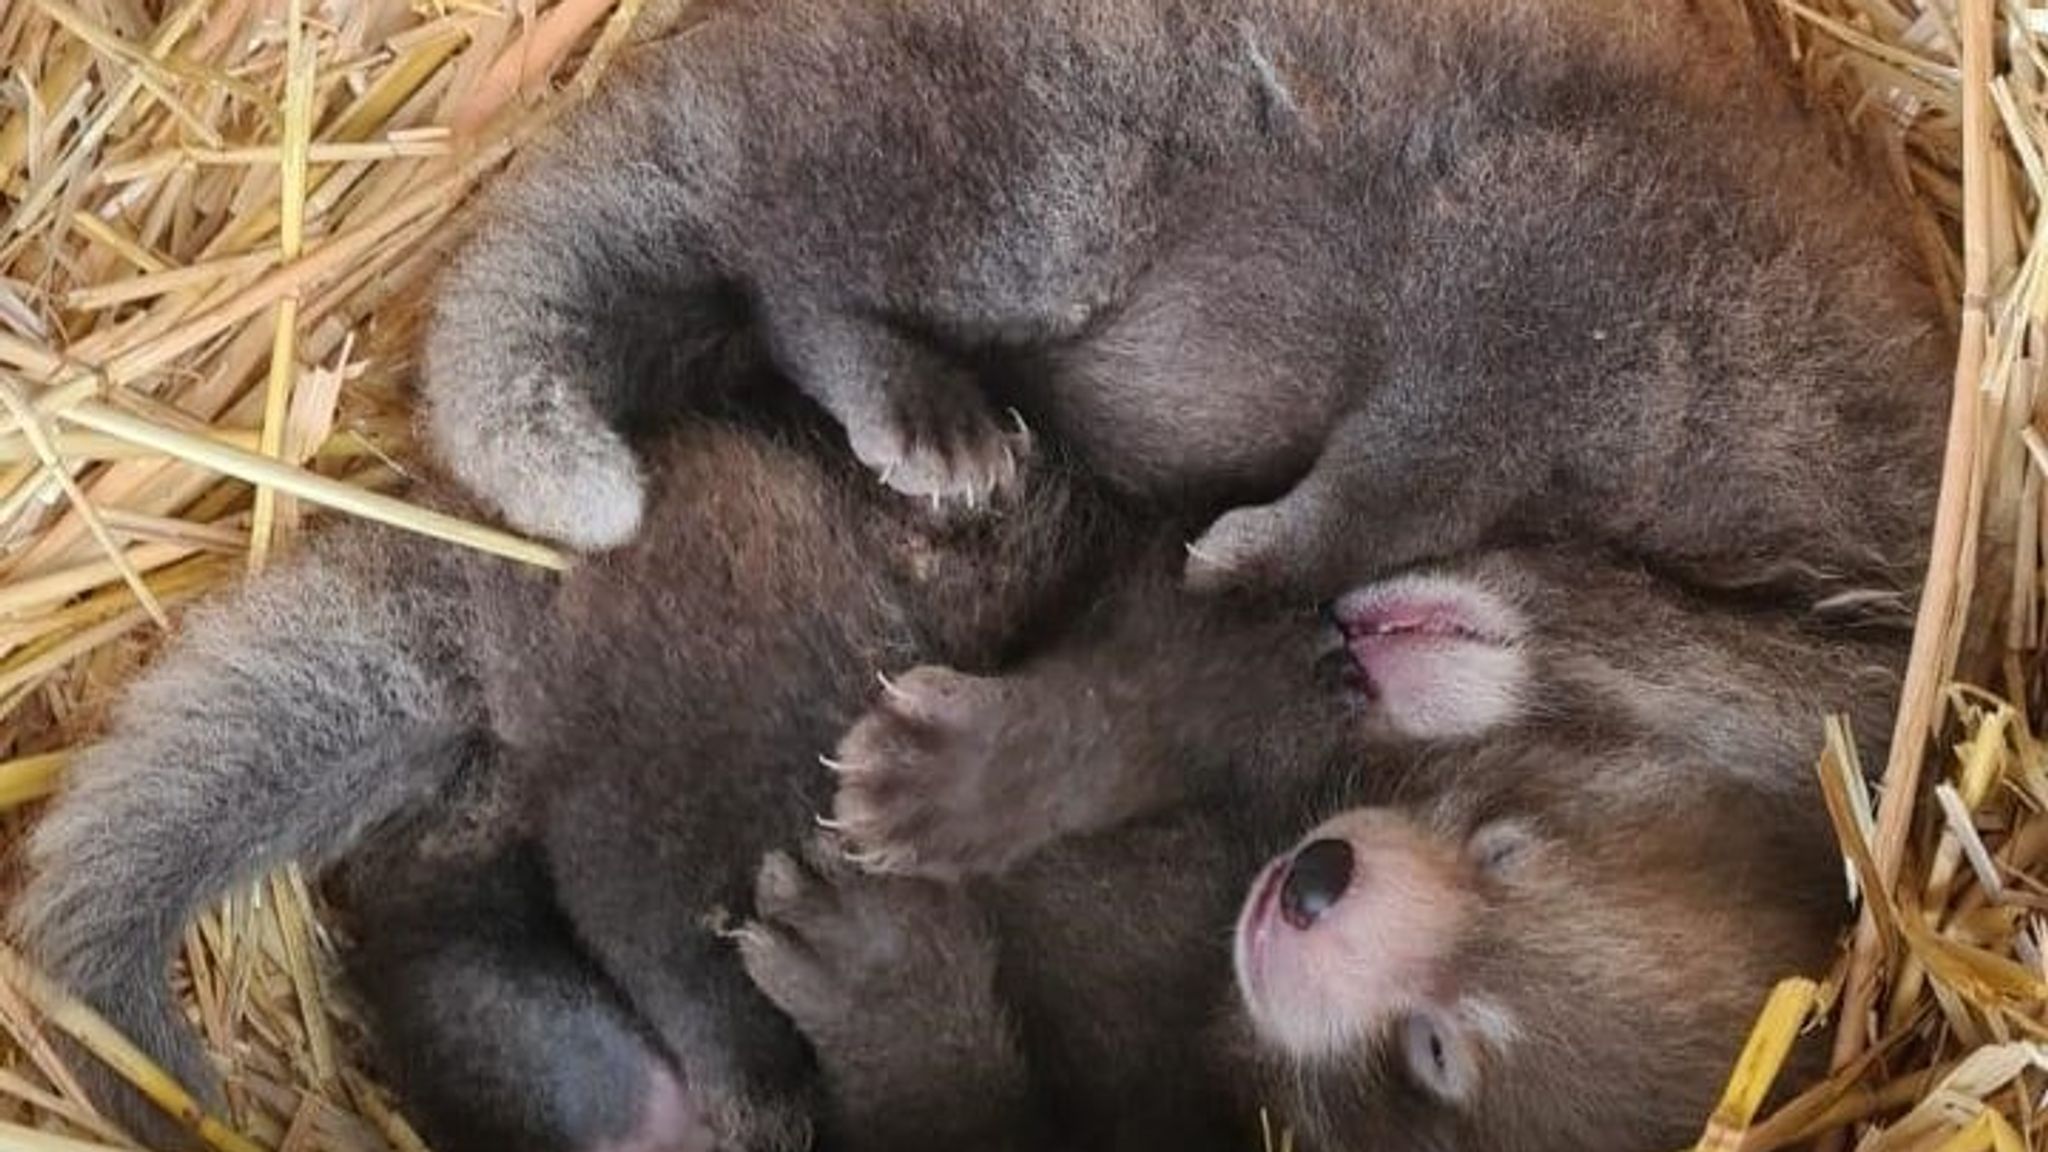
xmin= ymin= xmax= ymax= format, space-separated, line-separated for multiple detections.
xmin=1235 ymin=787 xmax=1837 ymax=1152
xmin=1249 ymin=557 xmax=1843 ymax=1150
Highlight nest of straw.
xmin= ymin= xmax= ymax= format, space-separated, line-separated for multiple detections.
xmin=0 ymin=0 xmax=2040 ymax=1148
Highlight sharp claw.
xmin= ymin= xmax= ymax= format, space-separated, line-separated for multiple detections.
xmin=877 ymin=670 xmax=908 ymax=701
xmin=720 ymin=921 xmax=770 ymax=946
xmin=845 ymin=846 xmax=914 ymax=873
xmin=811 ymin=828 xmax=850 ymax=860
xmin=819 ymin=753 xmax=850 ymax=775
xmin=814 ymin=813 xmax=847 ymax=832
xmin=701 ymin=904 xmax=741 ymax=937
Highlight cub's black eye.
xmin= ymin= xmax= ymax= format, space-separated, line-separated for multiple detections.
xmin=1400 ymin=1010 xmax=1478 ymax=1103
xmin=1279 ymin=838 xmax=1354 ymax=929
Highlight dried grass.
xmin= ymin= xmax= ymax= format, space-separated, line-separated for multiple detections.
xmin=0 ymin=0 xmax=2037 ymax=1148
xmin=1697 ymin=1 xmax=2048 ymax=1148
xmin=0 ymin=0 xmax=650 ymax=1145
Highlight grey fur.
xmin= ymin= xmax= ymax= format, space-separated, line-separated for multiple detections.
xmin=480 ymin=408 xmax=1134 ymax=1152
xmin=425 ymin=0 xmax=1946 ymax=609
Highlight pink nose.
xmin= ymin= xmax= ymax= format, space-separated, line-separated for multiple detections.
xmin=1279 ymin=838 xmax=1354 ymax=929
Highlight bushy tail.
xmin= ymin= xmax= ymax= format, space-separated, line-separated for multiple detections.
xmin=10 ymin=522 xmax=499 ymax=1149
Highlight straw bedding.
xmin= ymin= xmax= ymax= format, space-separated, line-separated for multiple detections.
xmin=0 ymin=0 xmax=2038 ymax=1148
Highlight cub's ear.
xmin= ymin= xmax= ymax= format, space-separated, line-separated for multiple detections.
xmin=1328 ymin=569 xmax=1529 ymax=740
xmin=1465 ymin=818 xmax=1540 ymax=876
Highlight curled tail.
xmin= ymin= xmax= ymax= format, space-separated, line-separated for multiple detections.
xmin=11 ymin=523 xmax=499 ymax=1149
xmin=421 ymin=50 xmax=750 ymax=553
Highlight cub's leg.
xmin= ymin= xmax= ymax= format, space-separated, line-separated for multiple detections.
xmin=738 ymin=839 xmax=1051 ymax=1152
xmin=830 ymin=562 xmax=1541 ymax=879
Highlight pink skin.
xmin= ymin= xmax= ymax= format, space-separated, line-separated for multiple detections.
xmin=1233 ymin=809 xmax=1476 ymax=1059
xmin=1234 ymin=857 xmax=1292 ymax=1010
xmin=590 ymin=1063 xmax=719 ymax=1152
xmin=1329 ymin=573 xmax=1530 ymax=740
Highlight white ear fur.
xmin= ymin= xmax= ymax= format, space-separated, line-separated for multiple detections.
xmin=1331 ymin=571 xmax=1531 ymax=740
xmin=1466 ymin=819 xmax=1539 ymax=875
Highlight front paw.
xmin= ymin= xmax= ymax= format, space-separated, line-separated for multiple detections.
xmin=845 ymin=391 xmax=1026 ymax=513
xmin=736 ymin=838 xmax=994 ymax=1051
xmin=827 ymin=666 xmax=1043 ymax=879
